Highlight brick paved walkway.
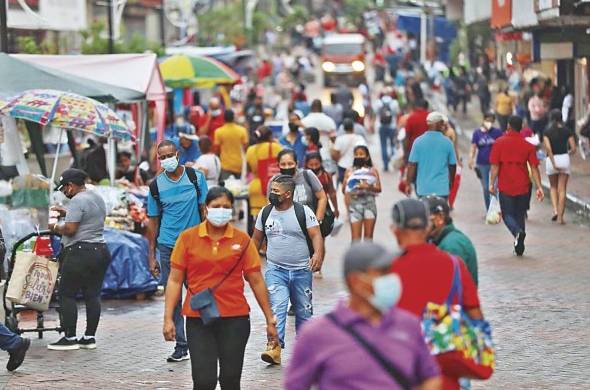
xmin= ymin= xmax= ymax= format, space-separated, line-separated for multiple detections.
xmin=1 ymin=134 xmax=589 ymax=389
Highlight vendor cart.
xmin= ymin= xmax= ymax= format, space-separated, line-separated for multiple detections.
xmin=3 ymin=230 xmax=63 ymax=338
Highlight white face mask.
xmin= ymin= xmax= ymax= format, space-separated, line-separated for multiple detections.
xmin=207 ymin=207 xmax=233 ymax=227
xmin=210 ymin=109 xmax=222 ymax=117
xmin=161 ymin=156 xmax=179 ymax=173
xmin=483 ymin=121 xmax=493 ymax=131
xmin=368 ymin=273 xmax=403 ymax=313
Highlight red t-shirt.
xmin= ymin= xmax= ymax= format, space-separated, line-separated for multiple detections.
xmin=489 ymin=131 xmax=539 ymax=196
xmin=199 ymin=113 xmax=225 ymax=139
xmin=391 ymin=243 xmax=480 ymax=318
xmin=405 ymin=108 xmax=429 ymax=154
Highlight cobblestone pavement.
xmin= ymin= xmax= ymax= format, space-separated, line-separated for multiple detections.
xmin=1 ymin=128 xmax=589 ymax=389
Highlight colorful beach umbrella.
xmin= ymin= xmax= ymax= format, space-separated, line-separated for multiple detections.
xmin=159 ymin=54 xmax=240 ymax=88
xmin=0 ymin=89 xmax=133 ymax=141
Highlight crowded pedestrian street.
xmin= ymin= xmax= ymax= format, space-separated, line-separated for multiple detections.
xmin=1 ymin=130 xmax=588 ymax=389
xmin=1 ymin=1 xmax=590 ymax=389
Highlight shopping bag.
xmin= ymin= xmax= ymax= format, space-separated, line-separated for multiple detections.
xmin=257 ymin=143 xmax=279 ymax=197
xmin=449 ymin=168 xmax=462 ymax=209
xmin=485 ymin=196 xmax=502 ymax=225
xmin=421 ymin=257 xmax=495 ymax=380
xmin=6 ymin=252 xmax=59 ymax=311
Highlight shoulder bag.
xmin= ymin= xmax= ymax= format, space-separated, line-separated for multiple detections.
xmin=189 ymin=238 xmax=250 ymax=325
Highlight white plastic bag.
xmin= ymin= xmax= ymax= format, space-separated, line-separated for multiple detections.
xmin=486 ymin=196 xmax=502 ymax=225
xmin=6 ymin=252 xmax=59 ymax=311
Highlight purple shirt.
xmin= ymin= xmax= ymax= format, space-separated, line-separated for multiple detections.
xmin=471 ymin=127 xmax=503 ymax=165
xmin=284 ymin=302 xmax=440 ymax=390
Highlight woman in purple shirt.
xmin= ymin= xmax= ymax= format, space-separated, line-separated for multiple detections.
xmin=285 ymin=243 xmax=441 ymax=390
xmin=468 ymin=113 xmax=503 ymax=211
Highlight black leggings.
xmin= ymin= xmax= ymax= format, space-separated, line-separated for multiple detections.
xmin=60 ymin=242 xmax=111 ymax=338
xmin=186 ymin=316 xmax=250 ymax=390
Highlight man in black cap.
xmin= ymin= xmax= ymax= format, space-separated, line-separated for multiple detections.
xmin=423 ymin=196 xmax=479 ymax=286
xmin=48 ymin=168 xmax=111 ymax=351
xmin=388 ymin=198 xmax=483 ymax=388
xmin=285 ymin=242 xmax=441 ymax=389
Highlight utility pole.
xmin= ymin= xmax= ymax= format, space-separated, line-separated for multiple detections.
xmin=0 ymin=0 xmax=8 ymax=53
xmin=107 ymin=0 xmax=114 ymax=53
xmin=159 ymin=0 xmax=166 ymax=48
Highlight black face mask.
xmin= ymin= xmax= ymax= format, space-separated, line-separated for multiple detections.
xmin=311 ymin=168 xmax=322 ymax=175
xmin=353 ymin=157 xmax=367 ymax=167
xmin=288 ymin=123 xmax=300 ymax=133
xmin=280 ymin=167 xmax=297 ymax=176
xmin=268 ymin=193 xmax=282 ymax=207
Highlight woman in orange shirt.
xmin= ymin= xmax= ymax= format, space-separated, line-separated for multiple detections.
xmin=163 ymin=186 xmax=278 ymax=390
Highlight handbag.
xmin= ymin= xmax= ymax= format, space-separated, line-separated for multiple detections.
xmin=189 ymin=240 xmax=249 ymax=325
xmin=257 ymin=143 xmax=280 ymax=196
xmin=6 ymin=251 xmax=59 ymax=312
xmin=326 ymin=312 xmax=411 ymax=389
xmin=421 ymin=257 xmax=496 ymax=380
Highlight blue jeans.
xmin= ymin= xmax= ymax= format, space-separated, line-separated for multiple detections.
xmin=379 ymin=125 xmax=396 ymax=170
xmin=498 ymin=192 xmax=529 ymax=237
xmin=159 ymin=245 xmax=188 ymax=354
xmin=477 ymin=164 xmax=492 ymax=210
xmin=0 ymin=324 xmax=22 ymax=351
xmin=264 ymin=262 xmax=312 ymax=348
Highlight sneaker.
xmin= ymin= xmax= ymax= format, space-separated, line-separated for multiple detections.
xmin=78 ymin=337 xmax=96 ymax=350
xmin=287 ymin=305 xmax=295 ymax=316
xmin=167 ymin=349 xmax=189 ymax=362
xmin=6 ymin=338 xmax=30 ymax=371
xmin=514 ymin=232 xmax=526 ymax=256
xmin=47 ymin=337 xmax=79 ymax=351
xmin=261 ymin=342 xmax=281 ymax=365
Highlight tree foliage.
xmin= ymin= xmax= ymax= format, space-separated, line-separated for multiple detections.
xmin=80 ymin=21 xmax=164 ymax=55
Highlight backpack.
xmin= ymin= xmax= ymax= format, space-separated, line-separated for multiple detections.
xmin=149 ymin=166 xmax=203 ymax=221
xmin=260 ymin=202 xmax=314 ymax=257
xmin=300 ymin=170 xmax=334 ymax=237
xmin=379 ymin=104 xmax=394 ymax=125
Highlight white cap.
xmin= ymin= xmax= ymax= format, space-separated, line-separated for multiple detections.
xmin=426 ymin=111 xmax=445 ymax=124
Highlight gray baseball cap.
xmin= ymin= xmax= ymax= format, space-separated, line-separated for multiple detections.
xmin=343 ymin=242 xmax=398 ymax=276
xmin=392 ymin=198 xmax=430 ymax=229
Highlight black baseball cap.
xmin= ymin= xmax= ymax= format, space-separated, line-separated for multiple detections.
xmin=392 ymin=198 xmax=430 ymax=229
xmin=423 ymin=195 xmax=451 ymax=216
xmin=343 ymin=242 xmax=398 ymax=276
xmin=56 ymin=168 xmax=88 ymax=191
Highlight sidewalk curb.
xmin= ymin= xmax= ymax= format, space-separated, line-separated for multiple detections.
xmin=428 ymin=91 xmax=590 ymax=219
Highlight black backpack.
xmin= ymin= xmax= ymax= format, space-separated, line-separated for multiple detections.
xmin=379 ymin=105 xmax=394 ymax=125
xmin=149 ymin=166 xmax=204 ymax=221
xmin=302 ymin=170 xmax=335 ymax=237
xmin=260 ymin=202 xmax=314 ymax=257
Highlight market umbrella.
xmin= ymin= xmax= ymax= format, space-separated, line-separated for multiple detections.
xmin=0 ymin=89 xmax=133 ymax=141
xmin=0 ymin=89 xmax=134 ymax=191
xmin=159 ymin=54 xmax=240 ymax=88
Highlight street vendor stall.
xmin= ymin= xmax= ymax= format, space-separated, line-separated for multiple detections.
xmin=0 ymin=89 xmax=157 ymax=298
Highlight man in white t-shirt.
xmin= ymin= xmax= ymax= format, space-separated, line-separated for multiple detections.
xmin=302 ymin=99 xmax=338 ymax=174
xmin=332 ymin=118 xmax=366 ymax=185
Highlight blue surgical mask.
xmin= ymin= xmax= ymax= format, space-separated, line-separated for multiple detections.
xmin=161 ymin=156 xmax=178 ymax=173
xmin=207 ymin=207 xmax=233 ymax=227
xmin=369 ymin=274 xmax=402 ymax=313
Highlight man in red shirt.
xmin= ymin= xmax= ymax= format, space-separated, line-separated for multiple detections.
xmin=198 ymin=97 xmax=225 ymax=139
xmin=490 ymin=116 xmax=544 ymax=256
xmin=389 ymin=198 xmax=483 ymax=390
xmin=404 ymin=100 xmax=430 ymax=161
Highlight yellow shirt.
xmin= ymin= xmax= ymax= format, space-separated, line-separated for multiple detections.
xmin=214 ymin=123 xmax=248 ymax=174
xmin=495 ymin=93 xmax=513 ymax=116
xmin=245 ymin=141 xmax=282 ymax=215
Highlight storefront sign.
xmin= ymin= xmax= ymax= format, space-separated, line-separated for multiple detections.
xmin=492 ymin=0 xmax=512 ymax=28
xmin=464 ymin=0 xmax=492 ymax=24
xmin=513 ymin=0 xmax=539 ymax=28
xmin=496 ymin=32 xmax=522 ymax=41
xmin=7 ymin=0 xmax=87 ymax=31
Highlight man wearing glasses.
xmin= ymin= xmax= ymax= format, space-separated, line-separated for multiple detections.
xmin=146 ymin=140 xmax=208 ymax=363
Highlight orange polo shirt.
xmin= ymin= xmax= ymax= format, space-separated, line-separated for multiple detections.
xmin=171 ymin=222 xmax=261 ymax=318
